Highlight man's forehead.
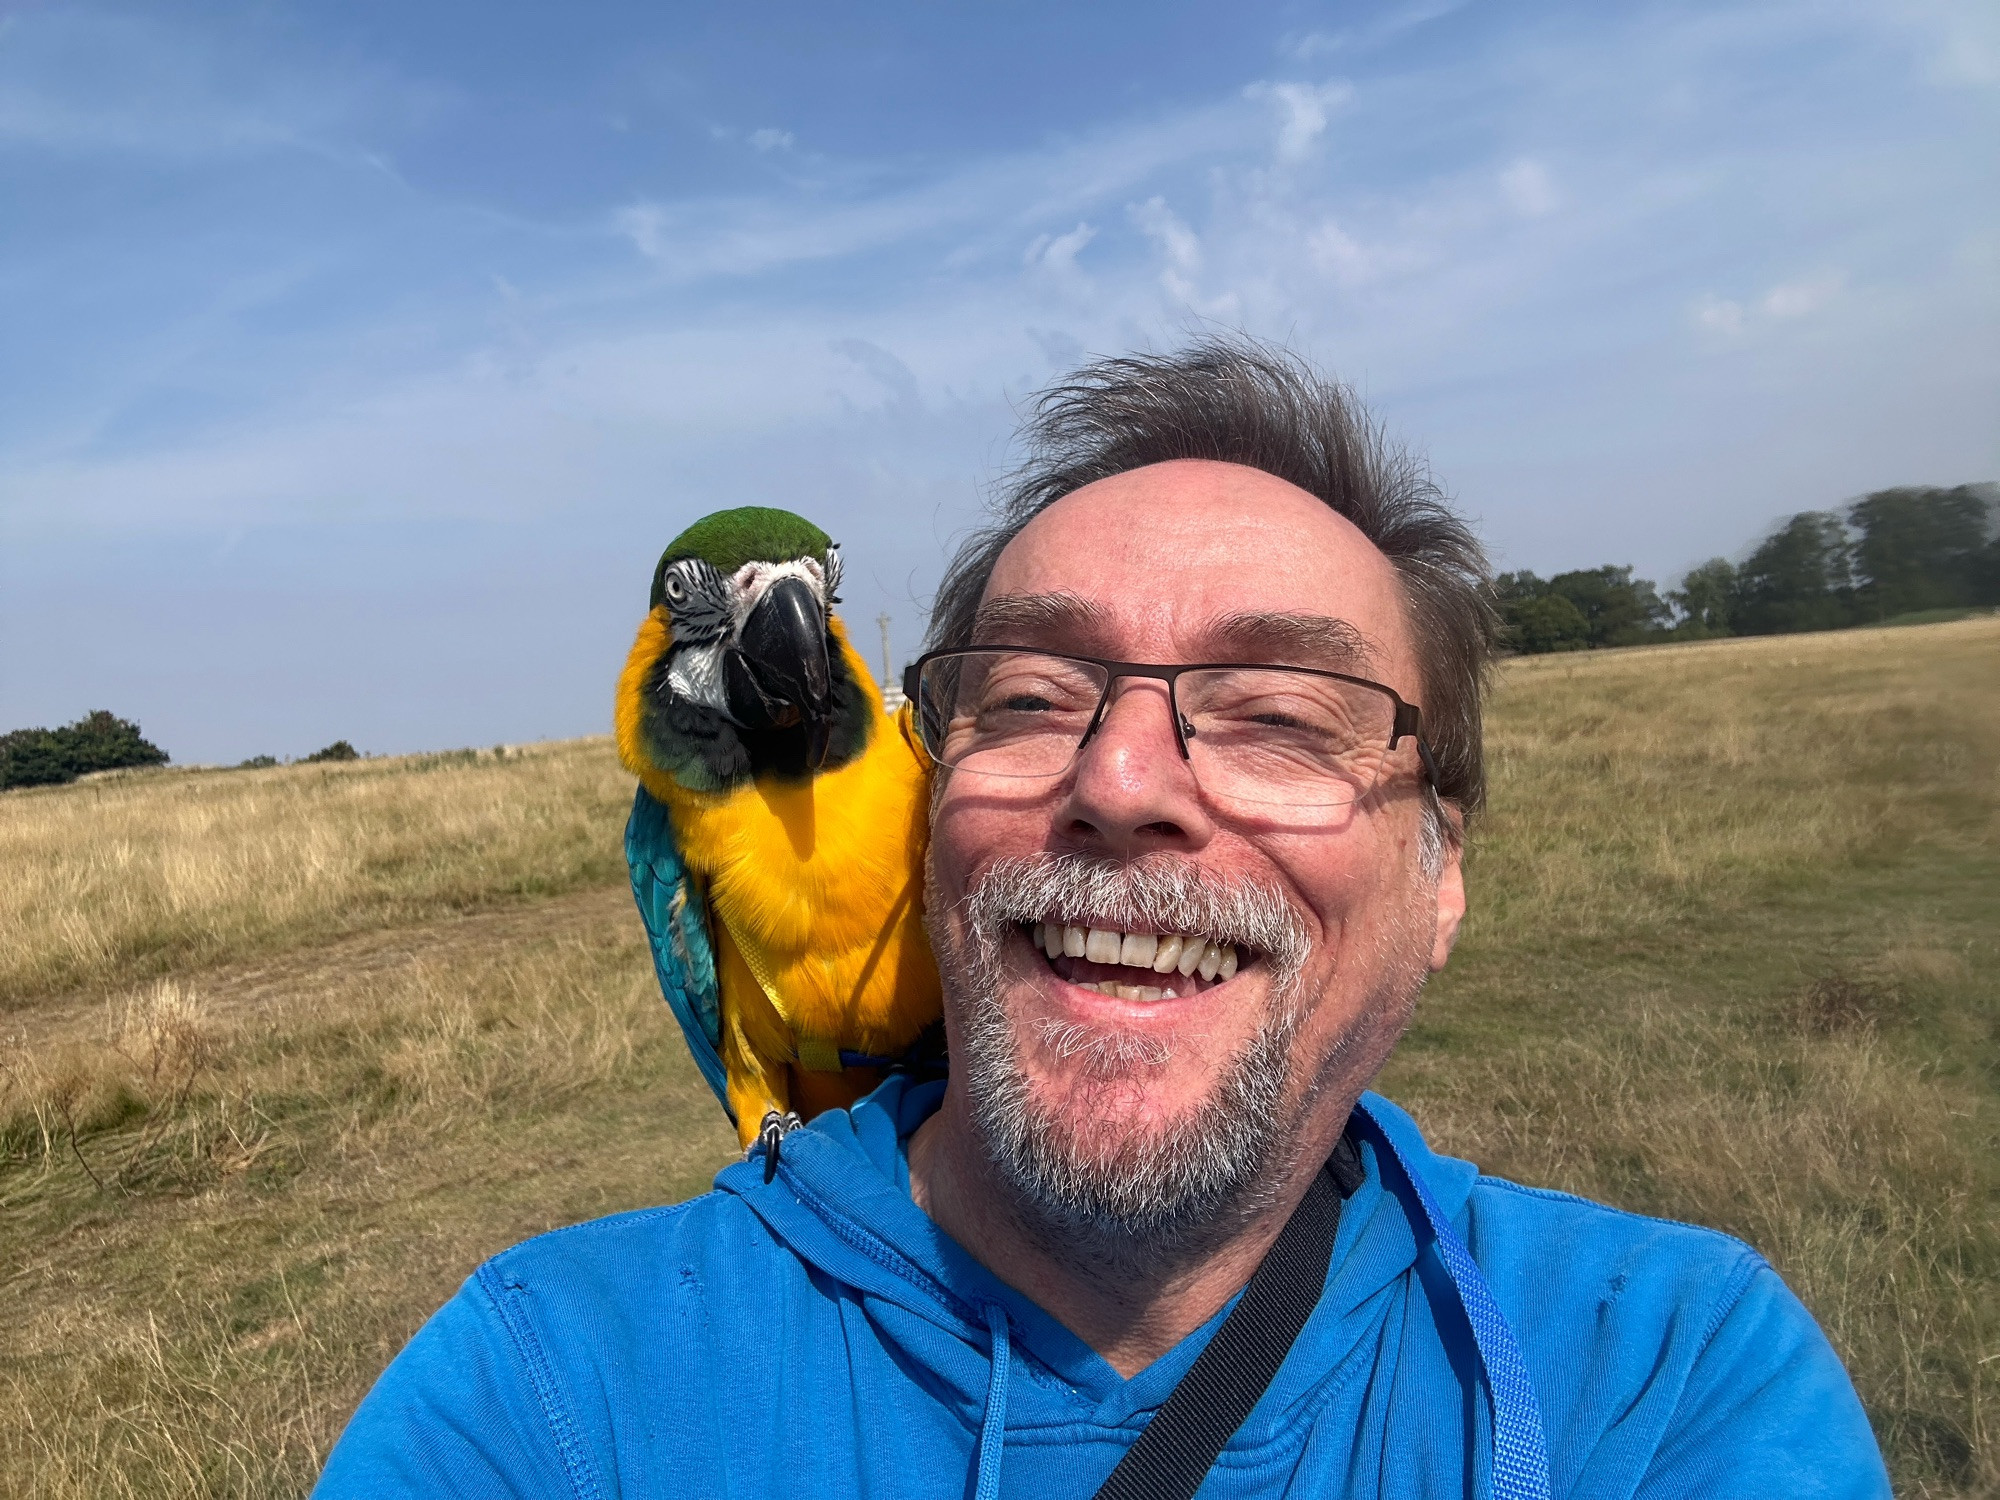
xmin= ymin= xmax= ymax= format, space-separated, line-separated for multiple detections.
xmin=978 ymin=460 xmax=1411 ymax=676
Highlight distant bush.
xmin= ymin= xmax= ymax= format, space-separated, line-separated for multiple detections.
xmin=236 ymin=755 xmax=279 ymax=769
xmin=301 ymin=740 xmax=360 ymax=764
xmin=0 ymin=712 xmax=169 ymax=790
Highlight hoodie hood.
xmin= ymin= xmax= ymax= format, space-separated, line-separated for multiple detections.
xmin=711 ymin=1075 xmax=1477 ymax=1445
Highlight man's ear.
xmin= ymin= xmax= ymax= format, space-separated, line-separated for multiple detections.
xmin=1429 ymin=808 xmax=1466 ymax=973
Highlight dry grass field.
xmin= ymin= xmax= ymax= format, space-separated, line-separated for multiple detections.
xmin=0 ymin=738 xmax=635 ymax=1006
xmin=2 ymin=616 xmax=1995 ymax=1497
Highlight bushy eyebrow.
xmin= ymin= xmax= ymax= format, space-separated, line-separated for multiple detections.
xmin=1201 ymin=611 xmax=1379 ymax=675
xmin=970 ymin=591 xmax=1111 ymax=647
xmin=970 ymin=595 xmax=1378 ymax=675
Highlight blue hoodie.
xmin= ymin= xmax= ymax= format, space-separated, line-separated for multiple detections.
xmin=314 ymin=1080 xmax=1887 ymax=1498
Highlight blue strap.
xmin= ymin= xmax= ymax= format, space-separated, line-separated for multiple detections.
xmin=1353 ymin=1101 xmax=1551 ymax=1500
xmin=974 ymin=1302 xmax=1011 ymax=1500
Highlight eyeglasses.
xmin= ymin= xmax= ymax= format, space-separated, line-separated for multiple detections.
xmin=904 ymin=648 xmax=1438 ymax=811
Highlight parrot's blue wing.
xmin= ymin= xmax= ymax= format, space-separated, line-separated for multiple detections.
xmin=625 ymin=785 xmax=732 ymax=1122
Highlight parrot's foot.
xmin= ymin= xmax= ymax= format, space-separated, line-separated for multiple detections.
xmin=752 ymin=1110 xmax=804 ymax=1184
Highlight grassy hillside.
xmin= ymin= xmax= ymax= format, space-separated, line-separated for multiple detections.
xmin=2 ymin=617 xmax=1994 ymax=1496
xmin=0 ymin=738 xmax=634 ymax=1006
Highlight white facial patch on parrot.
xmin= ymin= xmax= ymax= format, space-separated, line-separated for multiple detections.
xmin=727 ymin=557 xmax=828 ymax=629
xmin=666 ymin=640 xmax=730 ymax=713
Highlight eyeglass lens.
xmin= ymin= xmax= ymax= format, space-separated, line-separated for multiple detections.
xmin=915 ymin=650 xmax=1401 ymax=809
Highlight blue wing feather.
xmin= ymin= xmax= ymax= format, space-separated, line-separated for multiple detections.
xmin=624 ymin=785 xmax=732 ymax=1121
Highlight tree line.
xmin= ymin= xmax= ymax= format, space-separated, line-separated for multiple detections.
xmin=1496 ymin=484 xmax=1999 ymax=653
xmin=0 ymin=711 xmax=169 ymax=789
xmin=0 ymin=712 xmax=363 ymax=791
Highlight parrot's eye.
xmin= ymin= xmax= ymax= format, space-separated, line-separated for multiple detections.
xmin=664 ymin=573 xmax=686 ymax=602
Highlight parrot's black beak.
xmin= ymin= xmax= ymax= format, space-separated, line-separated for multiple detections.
xmin=731 ymin=576 xmax=834 ymax=766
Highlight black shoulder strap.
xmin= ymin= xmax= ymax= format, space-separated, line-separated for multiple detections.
xmin=1091 ymin=1136 xmax=1359 ymax=1500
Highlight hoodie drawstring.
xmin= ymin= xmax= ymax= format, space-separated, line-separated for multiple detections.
xmin=974 ymin=1301 xmax=1012 ymax=1500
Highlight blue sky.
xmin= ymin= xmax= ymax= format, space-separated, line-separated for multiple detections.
xmin=3 ymin=0 xmax=1995 ymax=763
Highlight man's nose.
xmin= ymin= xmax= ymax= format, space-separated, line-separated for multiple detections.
xmin=1054 ymin=678 xmax=1216 ymax=856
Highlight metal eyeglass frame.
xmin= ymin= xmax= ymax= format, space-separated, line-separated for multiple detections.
xmin=903 ymin=647 xmax=1441 ymax=792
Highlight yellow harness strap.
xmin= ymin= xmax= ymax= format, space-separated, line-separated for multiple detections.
xmin=714 ymin=907 xmax=847 ymax=1073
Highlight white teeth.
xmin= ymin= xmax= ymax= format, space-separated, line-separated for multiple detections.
xmin=1035 ymin=921 xmax=1249 ymax=985
xmin=1085 ymin=928 xmax=1122 ymax=964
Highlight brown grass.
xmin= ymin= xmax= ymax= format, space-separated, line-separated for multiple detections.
xmin=1388 ymin=616 xmax=2000 ymax=1495
xmin=0 ymin=617 xmax=1994 ymax=1495
xmin=0 ymin=740 xmax=634 ymax=1007
xmin=1 ymin=887 xmax=735 ymax=1498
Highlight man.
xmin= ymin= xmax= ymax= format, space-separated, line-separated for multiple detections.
xmin=316 ymin=341 xmax=1887 ymax=1497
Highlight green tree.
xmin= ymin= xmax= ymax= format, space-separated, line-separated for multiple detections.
xmin=1847 ymin=485 xmax=1990 ymax=619
xmin=1735 ymin=512 xmax=1855 ymax=635
xmin=1669 ymin=558 xmax=1739 ymax=638
xmin=0 ymin=729 xmax=74 ymax=788
xmin=1546 ymin=566 xmax=1670 ymax=647
xmin=1492 ymin=570 xmax=1548 ymax=606
xmin=59 ymin=710 xmax=170 ymax=776
xmin=302 ymin=740 xmax=360 ymax=763
xmin=0 ymin=711 xmax=168 ymax=790
xmin=1508 ymin=593 xmax=1592 ymax=653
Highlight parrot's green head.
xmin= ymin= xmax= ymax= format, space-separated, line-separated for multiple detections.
xmin=631 ymin=505 xmax=872 ymax=790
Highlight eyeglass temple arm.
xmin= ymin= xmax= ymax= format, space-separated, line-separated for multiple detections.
xmin=1393 ymin=702 xmax=1441 ymax=788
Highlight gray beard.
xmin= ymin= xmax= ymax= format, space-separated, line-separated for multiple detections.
xmin=929 ymin=851 xmax=1326 ymax=1279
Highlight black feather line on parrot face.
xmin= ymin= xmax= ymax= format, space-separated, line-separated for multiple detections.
xmin=639 ymin=627 xmax=874 ymax=791
xmin=653 ymin=557 xmax=733 ymax=643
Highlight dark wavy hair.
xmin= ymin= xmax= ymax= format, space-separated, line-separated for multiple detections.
xmin=927 ymin=337 xmax=1497 ymax=840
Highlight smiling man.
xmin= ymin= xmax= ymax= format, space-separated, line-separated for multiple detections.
xmin=316 ymin=341 xmax=1888 ymax=1499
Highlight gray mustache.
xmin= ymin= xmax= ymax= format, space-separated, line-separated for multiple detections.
xmin=962 ymin=852 xmax=1311 ymax=979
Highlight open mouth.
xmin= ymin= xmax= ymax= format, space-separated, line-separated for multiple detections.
xmin=1019 ymin=920 xmax=1253 ymax=1003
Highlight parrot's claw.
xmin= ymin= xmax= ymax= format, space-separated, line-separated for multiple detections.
xmin=754 ymin=1110 xmax=804 ymax=1183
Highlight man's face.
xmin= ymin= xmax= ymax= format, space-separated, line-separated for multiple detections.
xmin=926 ymin=459 xmax=1465 ymax=1247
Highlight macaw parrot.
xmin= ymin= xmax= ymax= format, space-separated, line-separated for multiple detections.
xmin=615 ymin=506 xmax=941 ymax=1159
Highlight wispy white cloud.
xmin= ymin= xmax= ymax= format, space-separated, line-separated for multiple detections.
xmin=1128 ymin=195 xmax=1238 ymax=317
xmin=1024 ymin=221 xmax=1098 ymax=294
xmin=748 ymin=127 xmax=795 ymax=152
xmin=1282 ymin=0 xmax=1473 ymax=62
xmin=1244 ymin=79 xmax=1354 ymax=162
xmin=1693 ymin=271 xmax=1847 ymax=338
xmin=609 ymin=96 xmax=1250 ymax=282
